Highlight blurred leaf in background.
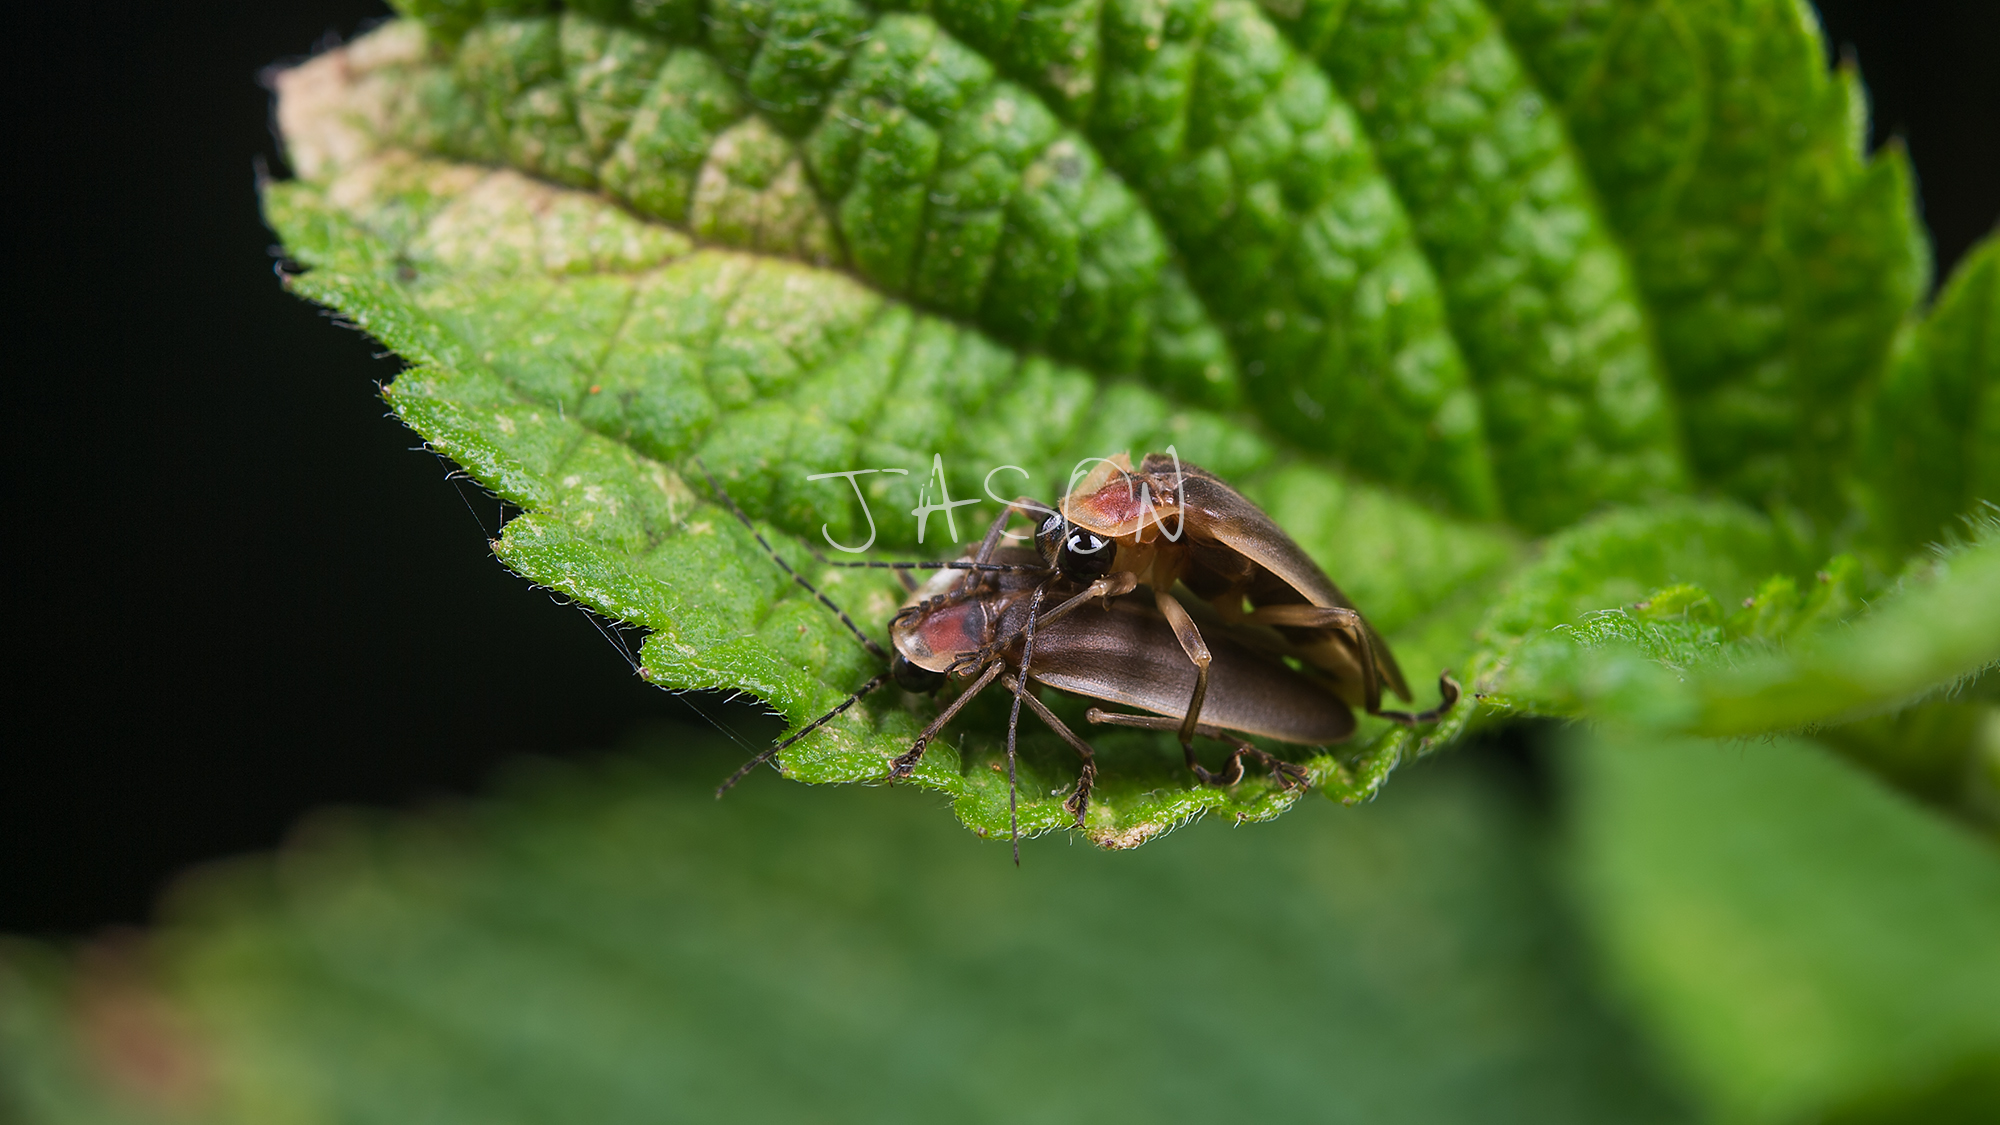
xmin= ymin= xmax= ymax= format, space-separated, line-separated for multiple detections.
xmin=1564 ymin=729 xmax=2000 ymax=1125
xmin=4 ymin=734 xmax=1690 ymax=1124
xmin=5 ymin=0 xmax=1998 ymax=1120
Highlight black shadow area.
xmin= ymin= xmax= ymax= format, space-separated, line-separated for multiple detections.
xmin=2 ymin=2 xmax=767 ymax=935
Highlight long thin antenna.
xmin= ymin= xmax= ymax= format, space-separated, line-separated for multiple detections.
xmin=569 ymin=586 xmax=769 ymax=760
xmin=828 ymin=559 xmax=1051 ymax=574
xmin=577 ymin=605 xmax=642 ymax=673
xmin=715 ymin=671 xmax=892 ymax=797
xmin=681 ymin=692 xmax=766 ymax=760
xmin=695 ymin=459 xmax=887 ymax=661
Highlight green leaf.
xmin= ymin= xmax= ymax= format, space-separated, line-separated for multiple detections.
xmin=269 ymin=26 xmax=1518 ymax=847
xmin=1489 ymin=0 xmax=1929 ymax=520
xmin=1490 ymin=511 xmax=2000 ymax=739
xmin=2 ymin=738 xmax=1689 ymax=1124
xmin=1563 ymin=729 xmax=2000 ymax=1122
xmin=1856 ymin=231 xmax=2000 ymax=556
xmin=1438 ymin=497 xmax=2000 ymax=822
xmin=1260 ymin=0 xmax=1688 ymax=528
xmin=266 ymin=0 xmax=1988 ymax=843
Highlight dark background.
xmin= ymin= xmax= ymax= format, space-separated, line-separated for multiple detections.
xmin=4 ymin=1 xmax=1996 ymax=935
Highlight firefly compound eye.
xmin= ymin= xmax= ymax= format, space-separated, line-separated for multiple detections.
xmin=1058 ymin=527 xmax=1115 ymax=581
xmin=890 ymin=651 xmax=946 ymax=694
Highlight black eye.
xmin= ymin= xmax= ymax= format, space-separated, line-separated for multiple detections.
xmin=1059 ymin=527 xmax=1114 ymax=581
xmin=891 ymin=652 xmax=945 ymax=694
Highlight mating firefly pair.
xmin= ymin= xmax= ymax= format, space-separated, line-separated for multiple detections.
xmin=708 ymin=452 xmax=1458 ymax=859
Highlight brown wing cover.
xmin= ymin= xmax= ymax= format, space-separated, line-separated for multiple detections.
xmin=1155 ymin=457 xmax=1351 ymax=610
xmin=1026 ymin=598 xmax=1357 ymax=745
xmin=1144 ymin=455 xmax=1411 ymax=700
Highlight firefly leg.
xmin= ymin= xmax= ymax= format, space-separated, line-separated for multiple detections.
xmin=1242 ymin=604 xmax=1387 ymax=716
xmin=1030 ymin=572 xmax=1139 ymax=625
xmin=1001 ymin=674 xmax=1099 ymax=827
xmin=1152 ymin=590 xmax=1213 ymax=750
xmin=1083 ymin=710 xmax=1309 ymax=790
xmin=892 ymin=660 xmax=1004 ymax=778
xmin=1250 ymin=602 xmax=1461 ymax=724
xmin=1381 ymin=673 xmax=1461 ymax=726
xmin=946 ymin=572 xmax=1137 ymax=678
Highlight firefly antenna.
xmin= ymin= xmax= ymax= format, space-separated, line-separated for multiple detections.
xmin=714 ymin=671 xmax=893 ymax=797
xmin=695 ymin=459 xmax=887 ymax=661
